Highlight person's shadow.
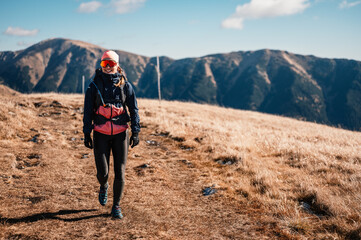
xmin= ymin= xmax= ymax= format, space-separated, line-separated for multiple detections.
xmin=0 ymin=209 xmax=109 ymax=224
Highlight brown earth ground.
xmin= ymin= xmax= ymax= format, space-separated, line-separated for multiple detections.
xmin=0 ymin=87 xmax=360 ymax=239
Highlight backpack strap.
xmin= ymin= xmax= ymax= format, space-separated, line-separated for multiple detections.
xmin=114 ymin=74 xmax=127 ymax=107
xmin=92 ymin=69 xmax=105 ymax=108
xmin=91 ymin=81 xmax=105 ymax=107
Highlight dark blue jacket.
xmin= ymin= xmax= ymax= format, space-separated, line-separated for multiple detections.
xmin=83 ymin=69 xmax=140 ymax=134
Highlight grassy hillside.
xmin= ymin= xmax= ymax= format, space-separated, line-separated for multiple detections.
xmin=0 ymin=89 xmax=360 ymax=239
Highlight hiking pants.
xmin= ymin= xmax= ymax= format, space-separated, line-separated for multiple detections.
xmin=93 ymin=130 xmax=129 ymax=206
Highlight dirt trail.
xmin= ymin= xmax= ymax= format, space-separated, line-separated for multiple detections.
xmin=0 ymin=95 xmax=278 ymax=239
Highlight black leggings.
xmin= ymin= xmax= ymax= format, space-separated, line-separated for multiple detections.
xmin=93 ymin=130 xmax=129 ymax=206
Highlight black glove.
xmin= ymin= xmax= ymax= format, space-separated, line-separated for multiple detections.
xmin=129 ymin=132 xmax=139 ymax=148
xmin=84 ymin=133 xmax=93 ymax=149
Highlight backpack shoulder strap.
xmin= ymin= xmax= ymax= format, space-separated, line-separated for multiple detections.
xmin=119 ymin=83 xmax=126 ymax=106
xmin=92 ymin=69 xmax=105 ymax=107
xmin=116 ymin=74 xmax=127 ymax=106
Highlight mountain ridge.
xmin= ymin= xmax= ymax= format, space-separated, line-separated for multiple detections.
xmin=0 ymin=38 xmax=360 ymax=131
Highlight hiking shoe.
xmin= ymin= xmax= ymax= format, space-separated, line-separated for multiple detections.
xmin=111 ymin=205 xmax=123 ymax=219
xmin=98 ymin=186 xmax=108 ymax=206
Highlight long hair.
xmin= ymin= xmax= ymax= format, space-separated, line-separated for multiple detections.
xmin=114 ymin=65 xmax=127 ymax=87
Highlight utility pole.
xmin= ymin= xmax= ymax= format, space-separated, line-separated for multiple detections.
xmin=82 ymin=75 xmax=85 ymax=94
xmin=156 ymin=56 xmax=161 ymax=102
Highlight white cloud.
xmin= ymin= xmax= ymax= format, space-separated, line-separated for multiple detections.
xmin=3 ymin=26 xmax=39 ymax=36
xmin=339 ymin=0 xmax=361 ymax=8
xmin=110 ymin=0 xmax=146 ymax=14
xmin=222 ymin=18 xmax=244 ymax=30
xmin=222 ymin=0 xmax=310 ymax=30
xmin=77 ymin=1 xmax=102 ymax=13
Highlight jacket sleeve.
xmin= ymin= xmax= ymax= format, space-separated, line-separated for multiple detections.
xmin=125 ymin=82 xmax=141 ymax=133
xmin=83 ymin=82 xmax=95 ymax=134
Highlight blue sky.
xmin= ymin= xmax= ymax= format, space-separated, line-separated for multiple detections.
xmin=0 ymin=0 xmax=361 ymax=60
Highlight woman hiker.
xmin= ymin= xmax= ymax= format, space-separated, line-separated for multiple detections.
xmin=83 ymin=50 xmax=140 ymax=219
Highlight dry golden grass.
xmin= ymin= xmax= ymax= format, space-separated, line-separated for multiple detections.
xmin=0 ymin=90 xmax=360 ymax=239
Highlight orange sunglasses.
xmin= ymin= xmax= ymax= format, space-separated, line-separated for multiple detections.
xmin=100 ymin=60 xmax=117 ymax=68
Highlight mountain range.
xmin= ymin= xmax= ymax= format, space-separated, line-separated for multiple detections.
xmin=0 ymin=38 xmax=360 ymax=130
